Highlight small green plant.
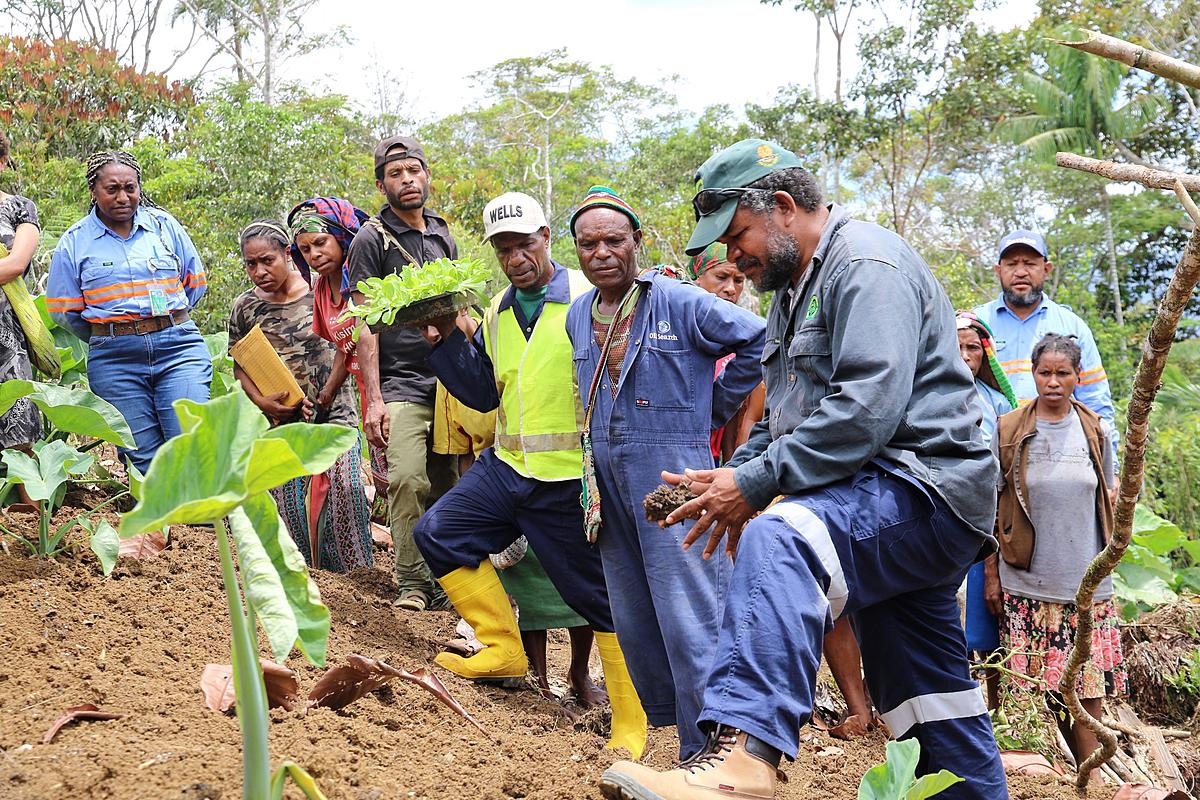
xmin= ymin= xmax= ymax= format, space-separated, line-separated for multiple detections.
xmin=0 ymin=379 xmax=135 ymax=573
xmin=857 ymin=739 xmax=963 ymax=800
xmin=203 ymin=331 xmax=237 ymax=398
xmin=120 ymin=388 xmax=356 ymax=800
xmin=341 ymin=256 xmax=491 ymax=326
xmin=1166 ymin=648 xmax=1200 ymax=699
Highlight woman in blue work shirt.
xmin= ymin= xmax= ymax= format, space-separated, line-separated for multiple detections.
xmin=47 ymin=151 xmax=211 ymax=473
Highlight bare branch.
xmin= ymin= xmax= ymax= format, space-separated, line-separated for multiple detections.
xmin=1175 ymin=180 xmax=1200 ymax=226
xmin=1053 ymin=30 xmax=1200 ymax=90
xmin=1055 ymin=152 xmax=1200 ymax=191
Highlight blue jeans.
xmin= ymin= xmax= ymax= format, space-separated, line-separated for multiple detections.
xmin=699 ymin=463 xmax=1006 ymax=800
xmin=87 ymin=321 xmax=212 ymax=474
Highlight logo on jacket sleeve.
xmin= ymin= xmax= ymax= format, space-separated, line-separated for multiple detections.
xmin=805 ymin=295 xmax=819 ymax=320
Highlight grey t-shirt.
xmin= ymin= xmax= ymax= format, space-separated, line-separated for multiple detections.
xmin=992 ymin=407 xmax=1115 ymax=603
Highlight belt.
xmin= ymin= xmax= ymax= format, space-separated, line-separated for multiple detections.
xmin=91 ymin=310 xmax=190 ymax=337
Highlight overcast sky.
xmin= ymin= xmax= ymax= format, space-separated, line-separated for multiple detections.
xmin=160 ymin=0 xmax=1038 ymax=124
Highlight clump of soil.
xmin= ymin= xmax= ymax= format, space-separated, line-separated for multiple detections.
xmin=642 ymin=483 xmax=696 ymax=522
xmin=1123 ymin=596 xmax=1200 ymax=725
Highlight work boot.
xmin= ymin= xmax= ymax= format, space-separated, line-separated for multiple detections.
xmin=432 ymin=561 xmax=528 ymax=680
xmin=594 ymin=632 xmax=648 ymax=759
xmin=600 ymin=725 xmax=784 ymax=800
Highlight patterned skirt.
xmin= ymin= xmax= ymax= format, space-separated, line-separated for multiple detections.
xmin=1003 ymin=592 xmax=1128 ymax=699
xmin=269 ymin=438 xmax=373 ymax=573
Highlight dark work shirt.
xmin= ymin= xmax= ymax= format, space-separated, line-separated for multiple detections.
xmin=346 ymin=206 xmax=458 ymax=406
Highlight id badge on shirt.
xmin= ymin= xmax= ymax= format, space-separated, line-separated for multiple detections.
xmin=149 ymin=286 xmax=169 ymax=316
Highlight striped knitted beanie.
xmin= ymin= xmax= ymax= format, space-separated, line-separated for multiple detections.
xmin=956 ymin=310 xmax=1018 ymax=410
xmin=569 ymin=185 xmax=641 ymax=237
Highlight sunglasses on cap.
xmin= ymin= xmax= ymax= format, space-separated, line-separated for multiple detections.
xmin=691 ymin=187 xmax=767 ymax=220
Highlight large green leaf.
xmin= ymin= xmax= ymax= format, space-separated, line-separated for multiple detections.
xmin=906 ymin=771 xmax=963 ymax=799
xmin=1132 ymin=505 xmax=1188 ymax=556
xmin=121 ymin=390 xmax=358 ymax=537
xmin=1114 ymin=561 xmax=1178 ymax=610
xmin=87 ymin=519 xmax=120 ymax=576
xmin=230 ymin=493 xmax=329 ymax=666
xmin=858 ymin=739 xmax=921 ymax=800
xmin=0 ymin=379 xmax=131 ymax=447
xmin=2 ymin=440 xmax=93 ymax=504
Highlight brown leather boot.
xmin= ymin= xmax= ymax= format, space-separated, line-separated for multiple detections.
xmin=599 ymin=726 xmax=785 ymax=800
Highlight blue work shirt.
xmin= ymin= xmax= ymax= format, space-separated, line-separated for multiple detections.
xmin=973 ymin=294 xmax=1118 ymax=461
xmin=566 ymin=270 xmax=766 ymax=443
xmin=428 ymin=263 xmax=574 ymax=412
xmin=974 ymin=380 xmax=1012 ymax=446
xmin=47 ymin=206 xmax=207 ymax=339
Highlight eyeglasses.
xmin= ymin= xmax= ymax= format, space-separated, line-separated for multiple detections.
xmin=692 ymin=188 xmax=764 ymax=220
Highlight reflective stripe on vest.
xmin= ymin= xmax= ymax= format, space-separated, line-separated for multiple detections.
xmin=483 ymin=269 xmax=591 ymax=481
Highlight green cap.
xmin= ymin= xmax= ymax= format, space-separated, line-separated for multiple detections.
xmin=685 ymin=138 xmax=805 ymax=255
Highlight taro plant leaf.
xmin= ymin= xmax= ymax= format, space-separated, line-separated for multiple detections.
xmin=270 ymin=761 xmax=327 ymax=800
xmin=228 ymin=493 xmax=330 ymax=666
xmin=859 ymin=739 xmax=927 ymax=800
xmin=1114 ymin=560 xmax=1178 ymax=615
xmin=87 ymin=519 xmax=120 ymax=576
xmin=0 ymin=379 xmax=131 ymax=446
xmin=905 ymin=771 xmax=963 ymax=799
xmin=244 ymin=424 xmax=359 ymax=498
xmin=2 ymin=440 xmax=93 ymax=503
xmin=1131 ymin=504 xmax=1188 ymax=556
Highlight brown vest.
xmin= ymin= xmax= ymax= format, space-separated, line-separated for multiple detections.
xmin=994 ymin=398 xmax=1114 ymax=570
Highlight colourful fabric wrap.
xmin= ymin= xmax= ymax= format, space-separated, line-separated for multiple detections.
xmin=956 ymin=310 xmax=1018 ymax=410
xmin=286 ymin=196 xmax=369 ymax=290
xmin=569 ymin=185 xmax=641 ymax=236
xmin=686 ymin=242 xmax=729 ymax=281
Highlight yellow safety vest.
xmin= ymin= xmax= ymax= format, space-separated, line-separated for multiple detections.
xmin=482 ymin=269 xmax=591 ymax=481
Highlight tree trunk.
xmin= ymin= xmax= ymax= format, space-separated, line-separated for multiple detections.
xmin=543 ymin=122 xmax=552 ymax=225
xmin=234 ymin=24 xmax=246 ymax=83
xmin=260 ymin=7 xmax=273 ymax=105
xmin=1100 ymin=187 xmax=1125 ymax=327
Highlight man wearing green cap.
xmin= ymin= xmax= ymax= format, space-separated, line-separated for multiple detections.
xmin=564 ymin=186 xmax=766 ymax=763
xmin=600 ymin=143 xmax=1006 ymax=799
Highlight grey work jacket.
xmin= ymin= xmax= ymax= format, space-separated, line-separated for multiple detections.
xmin=728 ymin=204 xmax=999 ymax=538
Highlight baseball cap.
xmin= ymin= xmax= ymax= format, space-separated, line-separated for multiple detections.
xmin=997 ymin=230 xmax=1048 ymax=261
xmin=373 ymin=135 xmax=427 ymax=177
xmin=685 ymin=139 xmax=806 ymax=255
xmin=482 ymin=192 xmax=548 ymax=242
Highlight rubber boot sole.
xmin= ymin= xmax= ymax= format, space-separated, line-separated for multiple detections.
xmin=599 ymin=770 xmax=666 ymax=800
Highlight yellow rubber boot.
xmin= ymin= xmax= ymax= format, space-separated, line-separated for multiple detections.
xmin=595 ymin=631 xmax=648 ymax=760
xmin=433 ymin=561 xmax=528 ymax=680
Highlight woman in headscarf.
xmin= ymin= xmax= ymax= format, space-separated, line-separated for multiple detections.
xmin=956 ymin=309 xmax=1020 ymax=709
xmin=286 ymin=197 xmax=389 ymax=517
xmin=229 ymin=219 xmax=372 ymax=571
xmin=47 ymin=150 xmax=211 ymax=473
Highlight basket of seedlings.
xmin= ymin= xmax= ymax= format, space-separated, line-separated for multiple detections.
xmin=341 ymin=257 xmax=492 ymax=333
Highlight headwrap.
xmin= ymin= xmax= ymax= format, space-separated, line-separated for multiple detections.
xmin=956 ymin=310 xmax=1018 ymax=410
xmin=285 ymin=196 xmax=369 ymax=288
xmin=685 ymin=243 xmax=729 ymax=281
xmin=569 ymin=185 xmax=641 ymax=237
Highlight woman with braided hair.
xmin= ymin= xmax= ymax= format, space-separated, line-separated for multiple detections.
xmin=229 ymin=220 xmax=372 ymax=571
xmin=47 ymin=150 xmax=211 ymax=474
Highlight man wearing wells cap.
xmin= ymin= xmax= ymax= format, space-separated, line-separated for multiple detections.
xmin=413 ymin=192 xmax=647 ymax=758
xmin=600 ymin=141 xmax=1006 ymax=799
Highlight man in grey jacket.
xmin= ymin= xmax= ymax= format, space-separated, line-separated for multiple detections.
xmin=600 ymin=140 xmax=1006 ymax=800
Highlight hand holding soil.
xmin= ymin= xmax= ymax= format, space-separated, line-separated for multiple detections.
xmin=643 ymin=483 xmax=697 ymax=523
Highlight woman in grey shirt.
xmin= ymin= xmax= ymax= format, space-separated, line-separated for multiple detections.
xmin=986 ymin=333 xmax=1121 ymax=785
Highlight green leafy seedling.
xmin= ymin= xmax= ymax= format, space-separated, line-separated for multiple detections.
xmin=0 ymin=379 xmax=134 ymax=572
xmin=121 ymin=388 xmax=356 ymax=800
xmin=340 ymin=256 xmax=492 ymax=327
xmin=857 ymin=739 xmax=963 ymax=800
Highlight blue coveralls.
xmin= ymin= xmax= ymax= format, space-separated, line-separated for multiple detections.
xmin=565 ymin=271 xmax=765 ymax=758
xmin=413 ymin=266 xmax=614 ymax=633
xmin=700 ymin=206 xmax=1007 ymax=799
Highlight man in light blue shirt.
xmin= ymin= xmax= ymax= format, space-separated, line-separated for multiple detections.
xmin=973 ymin=230 xmax=1119 ymax=461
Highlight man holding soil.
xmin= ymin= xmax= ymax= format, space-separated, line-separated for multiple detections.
xmin=412 ymin=192 xmax=646 ymax=757
xmin=565 ymin=186 xmax=765 ymax=762
xmin=600 ymin=141 xmax=1006 ymax=800
xmin=348 ymin=135 xmax=459 ymax=612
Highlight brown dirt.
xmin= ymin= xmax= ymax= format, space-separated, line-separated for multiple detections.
xmin=0 ymin=519 xmax=1165 ymax=799
xmin=642 ymin=484 xmax=696 ymax=522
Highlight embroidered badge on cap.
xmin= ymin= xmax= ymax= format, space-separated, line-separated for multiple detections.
xmin=756 ymin=143 xmax=779 ymax=167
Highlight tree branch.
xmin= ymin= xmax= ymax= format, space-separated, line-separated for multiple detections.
xmin=1053 ymin=30 xmax=1200 ymax=90
xmin=1175 ymin=180 xmax=1200 ymax=226
xmin=1055 ymin=152 xmax=1200 ymax=192
xmin=1058 ymin=190 xmax=1200 ymax=788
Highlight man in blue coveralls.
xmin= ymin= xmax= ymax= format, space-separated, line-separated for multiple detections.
xmin=565 ymin=186 xmax=766 ymax=761
xmin=412 ymin=191 xmax=647 ymax=757
xmin=973 ymin=230 xmax=1119 ymax=463
xmin=599 ymin=142 xmax=1007 ymax=800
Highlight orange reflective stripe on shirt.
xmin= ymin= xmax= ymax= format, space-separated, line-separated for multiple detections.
xmin=45 ymin=296 xmax=86 ymax=311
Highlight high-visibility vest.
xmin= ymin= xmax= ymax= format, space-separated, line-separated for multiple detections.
xmin=482 ymin=269 xmax=591 ymax=481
